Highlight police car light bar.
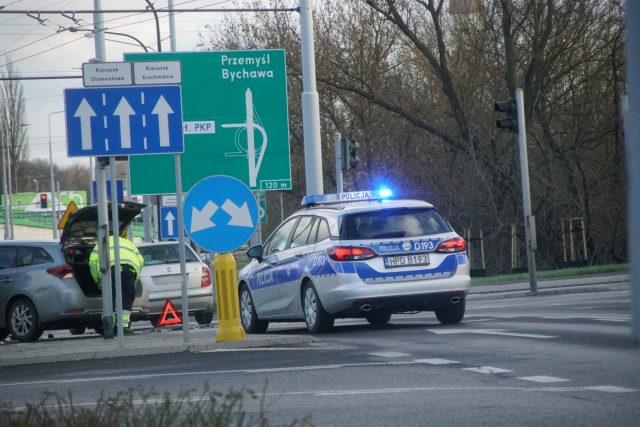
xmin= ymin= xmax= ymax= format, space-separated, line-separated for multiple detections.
xmin=302 ymin=188 xmax=394 ymax=206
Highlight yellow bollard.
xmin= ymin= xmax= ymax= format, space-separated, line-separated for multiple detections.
xmin=213 ymin=253 xmax=246 ymax=342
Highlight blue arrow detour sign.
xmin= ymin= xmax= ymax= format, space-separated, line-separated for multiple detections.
xmin=183 ymin=175 xmax=258 ymax=253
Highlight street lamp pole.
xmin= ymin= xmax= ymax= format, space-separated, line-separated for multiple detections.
xmin=49 ymin=110 xmax=64 ymax=239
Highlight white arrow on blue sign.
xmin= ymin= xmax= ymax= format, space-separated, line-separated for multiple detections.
xmin=64 ymin=85 xmax=183 ymax=157
xmin=160 ymin=206 xmax=179 ymax=239
xmin=183 ymin=175 xmax=258 ymax=253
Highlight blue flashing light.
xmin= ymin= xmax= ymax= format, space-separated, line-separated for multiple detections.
xmin=376 ymin=187 xmax=393 ymax=199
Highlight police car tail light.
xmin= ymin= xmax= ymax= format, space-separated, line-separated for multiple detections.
xmin=201 ymin=267 xmax=212 ymax=287
xmin=328 ymin=246 xmax=376 ymax=261
xmin=435 ymin=237 xmax=466 ymax=253
xmin=47 ymin=265 xmax=75 ymax=280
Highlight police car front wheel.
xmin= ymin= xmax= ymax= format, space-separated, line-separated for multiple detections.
xmin=239 ymin=284 xmax=268 ymax=333
xmin=303 ymin=282 xmax=334 ymax=333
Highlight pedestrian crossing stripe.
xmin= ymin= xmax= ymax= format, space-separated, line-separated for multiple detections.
xmin=158 ymin=300 xmax=182 ymax=326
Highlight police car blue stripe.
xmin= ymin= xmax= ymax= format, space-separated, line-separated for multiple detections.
xmin=353 ymin=254 xmax=460 ymax=281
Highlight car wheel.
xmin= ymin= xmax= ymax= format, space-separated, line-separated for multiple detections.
xmin=69 ymin=326 xmax=87 ymax=335
xmin=435 ymin=300 xmax=465 ymax=324
xmin=366 ymin=311 xmax=392 ymax=326
xmin=8 ymin=298 xmax=44 ymax=342
xmin=302 ymin=282 xmax=334 ymax=333
xmin=239 ymin=283 xmax=268 ymax=333
xmin=194 ymin=311 xmax=213 ymax=325
xmin=0 ymin=328 xmax=9 ymax=341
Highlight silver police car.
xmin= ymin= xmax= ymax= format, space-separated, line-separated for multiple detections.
xmin=238 ymin=189 xmax=471 ymax=334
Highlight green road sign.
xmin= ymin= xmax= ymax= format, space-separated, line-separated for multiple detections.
xmin=125 ymin=50 xmax=291 ymax=194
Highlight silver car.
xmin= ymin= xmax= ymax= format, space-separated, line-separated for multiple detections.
xmin=136 ymin=242 xmax=215 ymax=326
xmin=0 ymin=202 xmax=147 ymax=342
xmin=0 ymin=240 xmax=104 ymax=342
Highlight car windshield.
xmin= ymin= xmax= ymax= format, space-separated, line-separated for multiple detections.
xmin=341 ymin=207 xmax=452 ymax=240
xmin=138 ymin=244 xmax=199 ymax=266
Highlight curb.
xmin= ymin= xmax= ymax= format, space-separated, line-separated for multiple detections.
xmin=0 ymin=335 xmax=320 ymax=367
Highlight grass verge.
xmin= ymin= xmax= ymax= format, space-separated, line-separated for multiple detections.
xmin=471 ymin=263 xmax=629 ymax=286
xmin=0 ymin=385 xmax=313 ymax=427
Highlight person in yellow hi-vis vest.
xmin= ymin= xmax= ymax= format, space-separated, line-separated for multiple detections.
xmin=89 ymin=235 xmax=144 ymax=333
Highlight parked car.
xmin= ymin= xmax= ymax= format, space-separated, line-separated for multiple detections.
xmin=238 ymin=189 xmax=471 ymax=334
xmin=0 ymin=201 xmax=147 ymax=342
xmin=136 ymin=242 xmax=215 ymax=326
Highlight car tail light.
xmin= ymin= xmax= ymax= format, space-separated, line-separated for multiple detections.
xmin=201 ymin=267 xmax=212 ymax=287
xmin=435 ymin=237 xmax=466 ymax=253
xmin=327 ymin=246 xmax=376 ymax=261
xmin=47 ymin=265 xmax=75 ymax=280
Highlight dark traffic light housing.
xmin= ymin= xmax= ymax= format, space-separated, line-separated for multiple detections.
xmin=341 ymin=138 xmax=360 ymax=171
xmin=40 ymin=193 xmax=48 ymax=209
xmin=494 ymin=99 xmax=518 ymax=133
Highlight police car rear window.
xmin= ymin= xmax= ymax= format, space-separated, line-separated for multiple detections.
xmin=341 ymin=208 xmax=452 ymax=240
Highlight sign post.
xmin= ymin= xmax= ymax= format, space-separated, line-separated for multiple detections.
xmin=65 ymin=71 xmax=184 ymax=343
xmin=183 ymin=175 xmax=259 ymax=342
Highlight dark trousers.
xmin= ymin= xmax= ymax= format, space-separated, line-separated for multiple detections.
xmin=110 ymin=265 xmax=137 ymax=311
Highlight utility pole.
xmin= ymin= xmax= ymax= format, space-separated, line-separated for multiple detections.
xmin=300 ymin=0 xmax=323 ymax=196
xmin=624 ymin=1 xmax=640 ymax=346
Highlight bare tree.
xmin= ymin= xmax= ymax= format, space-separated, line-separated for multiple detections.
xmin=0 ymin=57 xmax=29 ymax=194
xmin=199 ymin=0 xmax=626 ymax=272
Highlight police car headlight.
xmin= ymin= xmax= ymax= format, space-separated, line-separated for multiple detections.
xmin=327 ymin=246 xmax=377 ymax=261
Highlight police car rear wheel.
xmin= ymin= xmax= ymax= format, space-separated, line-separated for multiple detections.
xmin=366 ymin=312 xmax=392 ymax=325
xmin=303 ymin=282 xmax=334 ymax=333
xmin=240 ymin=284 xmax=268 ymax=333
xmin=435 ymin=300 xmax=465 ymax=324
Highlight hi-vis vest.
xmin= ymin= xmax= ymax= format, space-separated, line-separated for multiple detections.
xmin=89 ymin=236 xmax=144 ymax=285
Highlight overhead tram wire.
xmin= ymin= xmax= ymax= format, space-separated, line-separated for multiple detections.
xmin=0 ymin=0 xmax=273 ymax=61
xmin=0 ymin=4 xmax=298 ymax=77
xmin=0 ymin=7 xmax=300 ymax=14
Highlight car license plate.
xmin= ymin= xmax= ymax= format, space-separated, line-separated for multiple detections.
xmin=384 ymin=253 xmax=430 ymax=268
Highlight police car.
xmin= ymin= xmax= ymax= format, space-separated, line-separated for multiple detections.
xmin=237 ymin=189 xmax=471 ymax=333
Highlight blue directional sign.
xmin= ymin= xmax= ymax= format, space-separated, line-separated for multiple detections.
xmin=64 ymin=85 xmax=183 ymax=157
xmin=160 ymin=206 xmax=179 ymax=239
xmin=92 ymin=179 xmax=124 ymax=203
xmin=183 ymin=175 xmax=258 ymax=253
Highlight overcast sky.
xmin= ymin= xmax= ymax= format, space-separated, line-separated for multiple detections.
xmin=0 ymin=0 xmax=259 ymax=168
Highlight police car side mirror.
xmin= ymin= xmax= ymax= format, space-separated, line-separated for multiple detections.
xmin=246 ymin=245 xmax=264 ymax=262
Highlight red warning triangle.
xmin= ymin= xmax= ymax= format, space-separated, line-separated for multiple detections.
xmin=158 ymin=300 xmax=183 ymax=326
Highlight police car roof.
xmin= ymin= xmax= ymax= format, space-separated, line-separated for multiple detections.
xmin=298 ymin=198 xmax=434 ymax=215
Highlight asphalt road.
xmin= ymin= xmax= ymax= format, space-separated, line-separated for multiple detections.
xmin=0 ymin=287 xmax=637 ymax=426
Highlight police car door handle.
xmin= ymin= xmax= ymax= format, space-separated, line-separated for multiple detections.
xmin=0 ymin=277 xmax=12 ymax=284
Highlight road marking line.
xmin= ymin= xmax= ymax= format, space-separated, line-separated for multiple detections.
xmin=584 ymin=386 xmax=636 ymax=393
xmin=415 ymin=358 xmax=460 ymax=365
xmin=518 ymin=376 xmax=570 ymax=383
xmin=427 ymin=328 xmax=556 ymax=339
xmin=464 ymin=366 xmax=513 ymax=374
xmin=9 ymin=385 xmax=636 ymax=411
xmin=369 ymin=352 xmax=410 ymax=358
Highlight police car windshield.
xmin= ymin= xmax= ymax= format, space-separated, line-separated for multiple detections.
xmin=341 ymin=208 xmax=452 ymax=240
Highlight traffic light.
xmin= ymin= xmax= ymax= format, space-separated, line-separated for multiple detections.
xmin=341 ymin=138 xmax=360 ymax=171
xmin=347 ymin=140 xmax=359 ymax=169
xmin=494 ymin=99 xmax=518 ymax=133
xmin=40 ymin=193 xmax=48 ymax=209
